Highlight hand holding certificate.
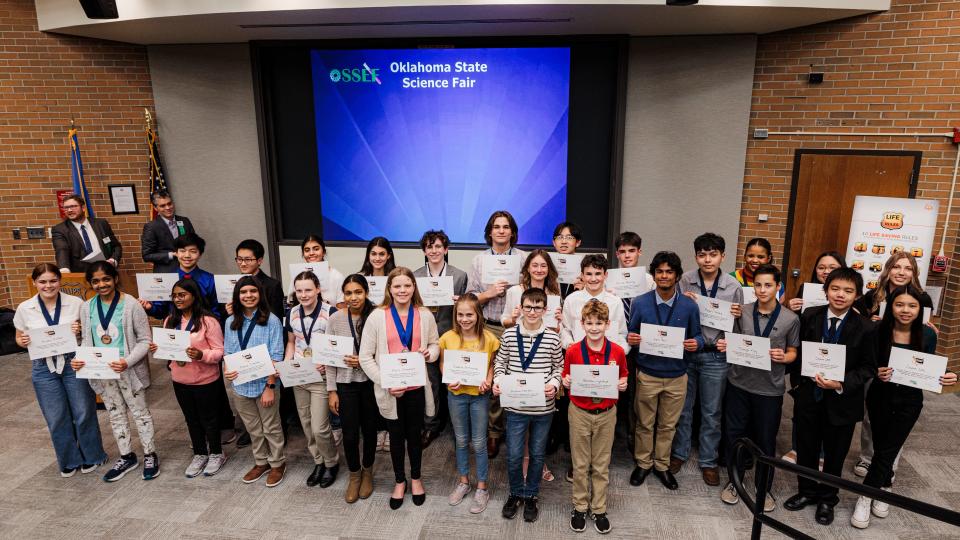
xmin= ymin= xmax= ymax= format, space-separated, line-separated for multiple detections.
xmin=416 ymin=276 xmax=455 ymax=307
xmin=312 ymin=335 xmax=354 ymax=368
xmin=151 ymin=327 xmax=191 ymax=362
xmin=570 ymin=364 xmax=619 ymax=400
xmin=441 ymin=350 xmax=489 ymax=387
xmin=888 ymin=348 xmax=948 ymax=393
xmin=499 ymin=373 xmax=546 ymax=408
xmin=606 ymin=268 xmax=647 ymax=299
xmin=214 ymin=274 xmax=244 ymax=304
xmin=481 ymin=254 xmax=521 ymax=285
xmin=380 ymin=352 xmax=427 ymax=389
xmin=724 ymin=332 xmax=771 ymax=371
xmin=26 ymin=324 xmax=77 ymax=360
xmin=274 ymin=359 xmax=324 ymax=387
xmin=801 ymin=341 xmax=846 ymax=382
xmin=224 ymin=344 xmax=277 ymax=386
xmin=136 ymin=273 xmax=179 ymax=302
xmin=75 ymin=346 xmax=120 ymax=379
xmin=549 ymin=253 xmax=584 ymax=285
xmin=697 ymin=296 xmax=735 ymax=332
xmin=637 ymin=324 xmax=685 ymax=360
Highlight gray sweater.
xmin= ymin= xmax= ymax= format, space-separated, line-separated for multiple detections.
xmin=80 ymin=293 xmax=152 ymax=393
xmin=324 ymin=308 xmax=370 ymax=391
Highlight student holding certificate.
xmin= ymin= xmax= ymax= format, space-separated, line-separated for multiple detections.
xmin=784 ymin=268 xmax=877 ymax=526
xmin=326 ymin=275 xmax=379 ymax=503
xmin=359 ymin=236 xmax=396 ymax=279
xmin=72 ymin=261 xmax=159 ymax=482
xmin=14 ymin=263 xmax=106 ymax=478
xmin=358 ymin=267 xmax=440 ymax=510
xmin=148 ymin=278 xmax=226 ymax=478
xmin=223 ymin=276 xmax=286 ymax=488
xmin=439 ymin=294 xmax=499 ymax=514
xmin=849 ymin=285 xmax=955 ymax=529
xmin=301 ymin=234 xmax=346 ymax=306
xmin=284 ymin=271 xmax=339 ymax=489
xmin=717 ymin=265 xmax=799 ymax=511
xmin=561 ymin=300 xmax=627 ymax=534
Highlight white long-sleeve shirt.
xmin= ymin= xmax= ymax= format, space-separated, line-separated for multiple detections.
xmin=560 ymin=289 xmax=628 ymax=350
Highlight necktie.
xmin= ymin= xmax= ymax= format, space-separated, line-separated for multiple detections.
xmin=80 ymin=224 xmax=93 ymax=255
xmin=622 ymin=297 xmax=631 ymax=320
xmin=168 ymin=219 xmax=179 ymax=239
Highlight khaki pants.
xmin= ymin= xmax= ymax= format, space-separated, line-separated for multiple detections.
xmin=293 ymin=382 xmax=338 ymax=466
xmin=234 ymin=391 xmax=285 ymax=468
xmin=569 ymin=404 xmax=617 ymax=513
xmin=634 ymin=371 xmax=687 ymax=472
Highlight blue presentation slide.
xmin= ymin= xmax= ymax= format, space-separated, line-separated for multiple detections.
xmin=311 ymin=47 xmax=570 ymax=245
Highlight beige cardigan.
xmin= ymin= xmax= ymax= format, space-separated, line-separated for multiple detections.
xmin=358 ymin=306 xmax=440 ymax=420
xmin=80 ymin=293 xmax=152 ymax=394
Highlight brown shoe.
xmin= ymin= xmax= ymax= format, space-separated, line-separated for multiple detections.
xmin=345 ymin=470 xmax=362 ymax=503
xmin=359 ymin=467 xmax=374 ymax=499
xmin=702 ymin=466 xmax=720 ymax=486
xmin=242 ymin=464 xmax=270 ymax=484
xmin=669 ymin=457 xmax=684 ymax=474
xmin=265 ymin=464 xmax=286 ymax=487
xmin=487 ymin=437 xmax=500 ymax=459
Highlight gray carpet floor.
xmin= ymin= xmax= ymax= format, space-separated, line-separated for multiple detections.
xmin=0 ymin=351 xmax=957 ymax=539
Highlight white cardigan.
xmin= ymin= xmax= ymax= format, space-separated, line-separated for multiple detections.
xmin=358 ymin=306 xmax=440 ymax=420
xmin=80 ymin=293 xmax=152 ymax=393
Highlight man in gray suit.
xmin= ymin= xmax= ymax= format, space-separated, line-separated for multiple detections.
xmin=141 ymin=190 xmax=196 ymax=273
xmin=413 ymin=230 xmax=468 ymax=448
xmin=52 ymin=194 xmax=122 ymax=273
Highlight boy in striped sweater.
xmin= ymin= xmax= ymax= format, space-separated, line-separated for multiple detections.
xmin=493 ymin=287 xmax=564 ymax=524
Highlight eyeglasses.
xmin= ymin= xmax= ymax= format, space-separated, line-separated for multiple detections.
xmin=62 ymin=204 xmax=81 ymax=210
xmin=171 ymin=292 xmax=191 ymax=300
xmin=235 ymin=257 xmax=258 ymax=264
xmin=554 ymin=234 xmax=576 ymax=241
xmin=521 ymin=305 xmax=545 ymax=313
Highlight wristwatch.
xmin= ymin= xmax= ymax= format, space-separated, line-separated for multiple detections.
xmin=266 ymin=383 xmax=276 ymax=389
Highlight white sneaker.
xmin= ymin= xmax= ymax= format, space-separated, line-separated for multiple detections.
xmin=851 ymin=496 xmax=872 ymax=529
xmin=872 ymin=487 xmax=891 ymax=518
xmin=720 ymin=482 xmax=739 ymax=505
xmin=203 ymin=453 xmax=227 ymax=476
xmin=448 ymin=482 xmax=472 ymax=506
xmin=853 ymin=459 xmax=870 ymax=477
xmin=185 ymin=455 xmax=209 ymax=478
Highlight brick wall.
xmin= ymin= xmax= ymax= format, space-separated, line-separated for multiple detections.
xmin=0 ymin=0 xmax=154 ymax=307
xmin=737 ymin=0 xmax=960 ymax=372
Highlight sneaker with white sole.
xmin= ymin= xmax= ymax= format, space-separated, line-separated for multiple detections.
xmin=872 ymin=487 xmax=891 ymax=518
xmin=60 ymin=467 xmax=78 ymax=478
xmin=80 ymin=461 xmax=102 ymax=474
xmin=103 ymin=454 xmax=139 ymax=482
xmin=721 ymin=482 xmax=740 ymax=505
xmin=853 ymin=458 xmax=870 ymax=477
xmin=469 ymin=489 xmax=489 ymax=514
xmin=448 ymin=482 xmax=471 ymax=506
xmin=204 ymin=453 xmax=227 ymax=476
xmin=142 ymin=452 xmax=160 ymax=480
xmin=851 ymin=496 xmax=872 ymax=529
xmin=185 ymin=455 xmax=209 ymax=478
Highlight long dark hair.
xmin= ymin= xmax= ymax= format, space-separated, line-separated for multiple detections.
xmin=342 ymin=273 xmax=376 ymax=342
xmin=229 ymin=275 xmax=271 ymax=330
xmin=809 ymin=251 xmax=846 ymax=284
xmin=360 ymin=236 xmax=396 ymax=276
xmin=877 ymin=284 xmax=927 ymax=363
xmin=164 ymin=278 xmax=211 ymax=333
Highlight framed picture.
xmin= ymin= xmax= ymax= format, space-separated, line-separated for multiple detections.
xmin=108 ymin=184 xmax=139 ymax=215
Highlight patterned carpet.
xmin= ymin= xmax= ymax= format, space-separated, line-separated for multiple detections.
xmin=0 ymin=352 xmax=957 ymax=539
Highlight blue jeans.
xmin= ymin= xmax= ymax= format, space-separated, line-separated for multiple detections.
xmin=505 ymin=410 xmax=553 ymax=498
xmin=32 ymin=360 xmax=107 ymax=470
xmin=672 ymin=351 xmax=727 ymax=468
xmin=447 ymin=392 xmax=489 ymax=482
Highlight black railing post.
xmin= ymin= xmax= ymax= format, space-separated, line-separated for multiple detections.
xmin=752 ymin=458 xmax=770 ymax=540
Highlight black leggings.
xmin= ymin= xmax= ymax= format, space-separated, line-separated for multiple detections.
xmin=864 ymin=381 xmax=922 ymax=489
xmin=173 ymin=380 xmax=223 ymax=455
xmin=338 ymin=380 xmax=379 ymax=472
xmin=387 ymin=387 xmax=426 ymax=483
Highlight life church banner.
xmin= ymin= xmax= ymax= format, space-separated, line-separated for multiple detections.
xmin=845 ymin=196 xmax=939 ymax=292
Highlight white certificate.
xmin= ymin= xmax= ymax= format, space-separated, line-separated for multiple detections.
xmin=26 ymin=324 xmax=77 ymax=360
xmin=214 ymin=274 xmax=244 ymax=304
xmin=274 ymin=359 xmax=324 ymax=387
xmin=549 ymin=253 xmax=584 ymax=285
xmin=606 ymin=267 xmax=647 ymax=299
xmin=289 ymin=262 xmax=330 ymax=286
xmin=481 ymin=254 xmax=521 ymax=285
xmin=135 ymin=273 xmax=179 ymax=302
xmin=888 ymin=347 xmax=947 ymax=393
xmin=547 ymin=294 xmax=562 ymax=314
xmin=364 ymin=275 xmax=387 ymax=305
xmin=725 ymin=332 xmax=771 ymax=371
xmin=741 ymin=287 xmax=757 ymax=306
xmin=151 ymin=327 xmax=191 ymax=362
xmin=697 ymin=296 xmax=735 ymax=332
xmin=75 ymin=346 xmax=120 ymax=380
xmin=312 ymin=335 xmax=354 ymax=368
xmin=801 ymin=283 xmax=828 ymax=312
xmin=801 ymin=341 xmax=846 ymax=382
xmin=224 ymin=344 xmax=277 ymax=386
xmin=499 ymin=373 xmax=546 ymax=408
xmin=570 ymin=364 xmax=619 ymax=400
xmin=417 ymin=276 xmax=455 ymax=307
xmin=441 ymin=350 xmax=489 ymax=386
xmin=380 ymin=352 xmax=427 ymax=389
xmin=637 ymin=323 xmax=685 ymax=360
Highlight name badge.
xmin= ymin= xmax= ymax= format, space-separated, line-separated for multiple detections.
xmin=102 ymin=236 xmax=111 ymax=244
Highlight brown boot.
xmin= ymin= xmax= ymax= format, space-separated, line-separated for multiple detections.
xmin=345 ymin=470 xmax=362 ymax=503
xmin=359 ymin=467 xmax=374 ymax=499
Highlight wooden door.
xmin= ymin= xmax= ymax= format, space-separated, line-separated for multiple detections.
xmin=783 ymin=150 xmax=919 ymax=297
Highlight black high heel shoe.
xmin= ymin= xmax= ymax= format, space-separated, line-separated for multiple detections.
xmin=411 ymin=479 xmax=426 ymax=506
xmin=389 ymin=481 xmax=407 ymax=510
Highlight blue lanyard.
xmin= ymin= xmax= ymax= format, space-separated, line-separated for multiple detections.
xmin=516 ymin=326 xmax=545 ymax=372
xmin=237 ymin=311 xmax=259 ymax=350
xmin=38 ymin=294 xmax=62 ymax=326
xmin=698 ymin=271 xmax=720 ymax=298
xmin=299 ymin=305 xmax=319 ymax=346
xmin=390 ymin=304 xmax=414 ymax=351
xmin=96 ymin=293 xmax=120 ymax=332
xmin=579 ymin=339 xmax=611 ymax=365
xmin=753 ymin=303 xmax=781 ymax=338
xmin=348 ymin=313 xmax=360 ymax=354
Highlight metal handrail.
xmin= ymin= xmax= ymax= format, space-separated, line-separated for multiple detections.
xmin=727 ymin=438 xmax=960 ymax=539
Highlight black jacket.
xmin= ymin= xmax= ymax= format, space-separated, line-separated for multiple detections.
xmin=140 ymin=215 xmax=196 ymax=272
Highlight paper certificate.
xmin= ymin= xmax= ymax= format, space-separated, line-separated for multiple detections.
xmin=637 ymin=324 xmax=685 ymax=360
xmin=481 ymin=254 xmax=521 ymax=285
xmin=224 ymin=344 xmax=277 ymax=386
xmin=801 ymin=341 xmax=846 ymax=382
xmin=441 ymin=350 xmax=489 ymax=386
xmin=75 ymin=346 xmax=120 ymax=380
xmin=697 ymin=296 xmax=735 ymax=332
xmin=801 ymin=283 xmax=828 ymax=312
xmin=416 ymin=276 xmax=455 ymax=307
xmin=26 ymin=324 xmax=77 ymax=360
xmin=499 ymin=373 xmax=546 ymax=408
xmin=606 ymin=268 xmax=647 ymax=299
xmin=364 ymin=275 xmax=387 ymax=305
xmin=274 ymin=359 xmax=324 ymax=387
xmin=289 ymin=262 xmax=330 ymax=286
xmin=151 ymin=328 xmax=191 ymax=362
xmin=888 ymin=347 xmax=947 ymax=393
xmin=570 ymin=364 xmax=619 ymax=400
xmin=214 ymin=274 xmax=244 ymax=304
xmin=741 ymin=287 xmax=757 ymax=306
xmin=380 ymin=352 xmax=427 ymax=389
xmin=549 ymin=253 xmax=584 ymax=285
xmin=725 ymin=332 xmax=771 ymax=371
xmin=135 ymin=273 xmax=179 ymax=301
xmin=312 ymin=335 xmax=354 ymax=368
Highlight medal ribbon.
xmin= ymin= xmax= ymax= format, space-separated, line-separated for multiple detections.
xmin=237 ymin=310 xmax=259 ymax=350
xmin=38 ymin=294 xmax=62 ymax=326
xmin=516 ymin=326 xmax=545 ymax=372
xmin=390 ymin=304 xmax=414 ymax=351
xmin=96 ymin=293 xmax=120 ymax=336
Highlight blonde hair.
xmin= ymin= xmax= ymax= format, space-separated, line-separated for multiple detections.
xmin=381 ymin=266 xmax=424 ymax=308
xmin=452 ymin=293 xmax=486 ymax=349
xmin=581 ymin=298 xmax=610 ymax=322
xmin=872 ymin=252 xmax=922 ymax=312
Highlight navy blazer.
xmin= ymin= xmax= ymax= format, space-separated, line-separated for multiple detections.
xmin=140 ymin=214 xmax=196 ymax=272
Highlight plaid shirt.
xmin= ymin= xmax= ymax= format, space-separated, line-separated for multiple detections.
xmin=224 ymin=312 xmax=284 ymax=398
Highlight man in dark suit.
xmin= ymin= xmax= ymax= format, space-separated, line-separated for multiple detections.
xmin=52 ymin=194 xmax=122 ymax=273
xmin=141 ymin=190 xmax=196 ymax=273
xmin=784 ymin=267 xmax=876 ymax=526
